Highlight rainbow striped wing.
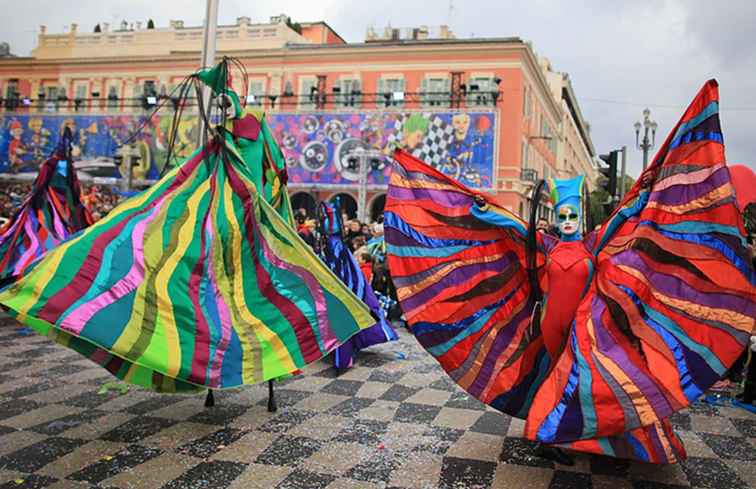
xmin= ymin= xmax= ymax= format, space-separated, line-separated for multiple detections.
xmin=0 ymin=155 xmax=92 ymax=279
xmin=0 ymin=133 xmax=373 ymax=392
xmin=524 ymin=81 xmax=756 ymax=451
xmin=386 ymin=150 xmax=553 ymax=419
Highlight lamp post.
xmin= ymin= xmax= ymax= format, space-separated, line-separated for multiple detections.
xmin=634 ymin=108 xmax=657 ymax=170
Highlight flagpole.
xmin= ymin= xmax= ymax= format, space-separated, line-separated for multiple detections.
xmin=198 ymin=0 xmax=220 ymax=147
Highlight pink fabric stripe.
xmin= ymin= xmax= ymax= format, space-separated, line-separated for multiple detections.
xmin=654 ymin=164 xmax=723 ymax=191
xmin=204 ymin=218 xmax=233 ymax=387
xmin=58 ymin=198 xmax=166 ymax=334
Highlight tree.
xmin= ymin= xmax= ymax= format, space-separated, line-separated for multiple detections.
xmin=745 ymin=203 xmax=756 ymax=237
xmin=147 ymin=19 xmax=155 ymax=29
xmin=588 ymin=186 xmax=610 ymax=228
xmin=94 ymin=24 xmax=101 ymax=33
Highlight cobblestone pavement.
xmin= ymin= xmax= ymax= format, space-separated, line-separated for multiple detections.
xmin=0 ymin=318 xmax=755 ymax=489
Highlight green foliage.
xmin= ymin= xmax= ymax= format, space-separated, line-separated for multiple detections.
xmin=744 ymin=203 xmax=756 ymax=237
xmin=589 ymin=175 xmax=637 ymax=228
xmin=286 ymin=18 xmax=303 ymax=35
xmin=589 ymin=187 xmax=609 ymax=227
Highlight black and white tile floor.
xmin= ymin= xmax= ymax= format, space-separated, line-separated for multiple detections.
xmin=0 ymin=318 xmax=754 ymax=489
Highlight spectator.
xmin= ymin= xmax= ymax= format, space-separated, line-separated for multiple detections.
xmin=351 ymin=235 xmax=368 ymax=256
xmin=536 ymin=218 xmax=550 ymax=233
xmin=296 ymin=213 xmax=316 ymax=249
xmin=344 ymin=219 xmax=362 ymax=243
xmin=358 ymin=253 xmax=374 ymax=282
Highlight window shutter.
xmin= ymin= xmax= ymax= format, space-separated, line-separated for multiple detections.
xmin=377 ymin=78 xmax=386 ymax=107
xmin=420 ymin=78 xmax=429 ymax=107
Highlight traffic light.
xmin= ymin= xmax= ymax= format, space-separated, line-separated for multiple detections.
xmin=598 ymin=150 xmax=619 ymax=198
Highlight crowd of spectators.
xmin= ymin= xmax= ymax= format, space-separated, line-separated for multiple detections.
xmin=295 ymin=209 xmax=401 ymax=321
xmin=0 ymin=181 xmax=123 ymax=226
xmin=0 ymin=182 xmax=32 ymax=225
xmin=79 ymin=185 xmax=123 ymax=221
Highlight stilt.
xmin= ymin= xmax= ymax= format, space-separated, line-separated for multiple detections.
xmin=204 ymin=389 xmax=215 ymax=407
xmin=267 ymin=380 xmax=277 ymax=412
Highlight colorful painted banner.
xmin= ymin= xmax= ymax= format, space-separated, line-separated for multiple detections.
xmin=0 ymin=110 xmax=497 ymax=188
xmin=269 ymin=111 xmax=496 ymax=188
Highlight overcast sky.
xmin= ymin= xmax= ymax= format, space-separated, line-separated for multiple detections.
xmin=2 ymin=0 xmax=754 ymax=176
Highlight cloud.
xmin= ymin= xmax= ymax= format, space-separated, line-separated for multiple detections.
xmin=1 ymin=0 xmax=753 ymax=172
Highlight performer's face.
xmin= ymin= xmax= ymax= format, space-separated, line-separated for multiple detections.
xmin=557 ymin=205 xmax=580 ymax=237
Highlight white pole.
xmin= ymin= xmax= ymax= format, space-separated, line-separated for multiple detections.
xmin=357 ymin=153 xmax=368 ymax=222
xmin=198 ymin=0 xmax=220 ymax=146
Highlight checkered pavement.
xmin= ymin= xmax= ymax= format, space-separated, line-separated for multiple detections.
xmin=0 ymin=317 xmax=755 ymax=489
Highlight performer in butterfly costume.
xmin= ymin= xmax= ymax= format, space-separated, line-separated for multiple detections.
xmin=0 ymin=127 xmax=93 ymax=281
xmin=0 ymin=59 xmax=374 ymax=394
xmin=385 ymin=80 xmax=755 ymax=464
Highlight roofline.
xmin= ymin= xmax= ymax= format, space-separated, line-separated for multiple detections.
xmin=561 ymin=77 xmax=595 ymax=156
xmin=287 ymin=36 xmax=522 ymax=49
xmin=297 ymin=20 xmax=348 ymax=45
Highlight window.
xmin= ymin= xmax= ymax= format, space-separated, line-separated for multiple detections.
xmin=142 ymin=80 xmax=157 ymax=97
xmin=43 ymin=86 xmax=59 ymax=110
xmin=298 ymin=77 xmax=317 ymax=110
xmin=107 ymin=85 xmax=119 ymax=109
xmin=523 ymin=86 xmax=532 ymax=118
xmin=467 ymin=77 xmax=495 ymax=106
xmin=4 ymin=79 xmax=18 ymax=99
xmin=247 ymin=79 xmax=265 ymax=106
xmin=521 ymin=141 xmax=529 ymax=168
xmin=75 ymin=84 xmax=87 ymax=100
xmin=421 ymin=77 xmax=451 ymax=107
xmin=337 ymin=78 xmax=361 ymax=108
xmin=541 ymin=119 xmax=558 ymax=154
xmin=377 ymin=77 xmax=405 ymax=107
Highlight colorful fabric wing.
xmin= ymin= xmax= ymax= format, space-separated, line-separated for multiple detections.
xmin=0 ymin=134 xmax=93 ymax=279
xmin=524 ymin=80 xmax=756 ymax=452
xmin=386 ymin=149 xmax=555 ymax=419
xmin=0 ymin=131 xmax=374 ymax=393
xmin=318 ymin=201 xmax=397 ymax=369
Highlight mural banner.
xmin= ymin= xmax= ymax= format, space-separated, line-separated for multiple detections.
xmin=270 ymin=111 xmax=495 ymax=188
xmin=0 ymin=114 xmax=198 ymax=181
xmin=1 ymin=110 xmax=496 ymax=188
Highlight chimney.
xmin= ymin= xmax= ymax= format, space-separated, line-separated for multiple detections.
xmin=236 ymin=16 xmax=251 ymax=26
xmin=39 ymin=25 xmax=47 ymax=34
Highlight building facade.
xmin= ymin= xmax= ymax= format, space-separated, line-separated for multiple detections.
xmin=0 ymin=14 xmax=596 ymax=222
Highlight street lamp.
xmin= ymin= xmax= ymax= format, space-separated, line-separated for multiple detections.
xmin=634 ymin=108 xmax=657 ymax=170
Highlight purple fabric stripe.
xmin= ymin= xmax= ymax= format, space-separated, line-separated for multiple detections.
xmin=387 ymin=228 xmax=434 ymax=250
xmin=401 ymin=254 xmax=515 ymax=312
xmin=591 ymin=300 xmax=673 ymax=420
xmin=389 ymin=185 xmax=471 ymax=208
xmin=467 ymin=303 xmax=531 ymax=398
xmin=649 ymin=167 xmax=730 ymax=206
xmin=613 ymin=250 xmax=749 ymax=312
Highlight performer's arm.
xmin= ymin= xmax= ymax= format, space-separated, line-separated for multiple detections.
xmin=593 ymin=173 xmax=654 ymax=255
xmin=470 ymin=196 xmax=528 ymax=238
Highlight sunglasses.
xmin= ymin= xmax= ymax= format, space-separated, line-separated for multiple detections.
xmin=557 ymin=212 xmax=579 ymax=222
